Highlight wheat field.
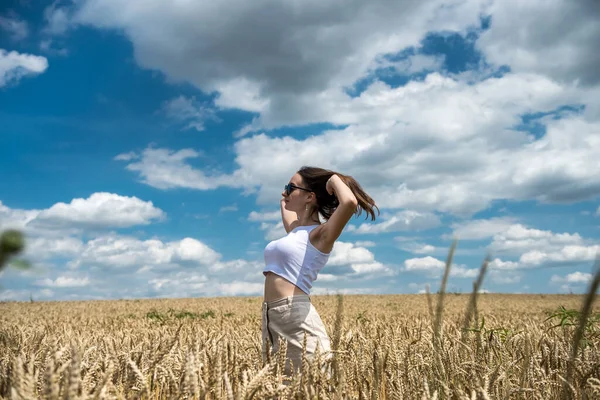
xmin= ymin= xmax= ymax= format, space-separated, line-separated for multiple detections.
xmin=1 ymin=291 xmax=599 ymax=400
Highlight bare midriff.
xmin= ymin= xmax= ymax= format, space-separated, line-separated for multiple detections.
xmin=263 ymin=272 xmax=307 ymax=302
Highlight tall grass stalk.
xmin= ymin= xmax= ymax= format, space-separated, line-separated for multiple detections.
xmin=433 ymin=239 xmax=457 ymax=348
xmin=563 ymin=254 xmax=600 ymax=399
xmin=461 ymin=255 xmax=490 ymax=344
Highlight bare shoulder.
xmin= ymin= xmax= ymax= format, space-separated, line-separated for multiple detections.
xmin=309 ymin=224 xmax=334 ymax=254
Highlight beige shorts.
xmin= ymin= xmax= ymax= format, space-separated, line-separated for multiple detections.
xmin=261 ymin=295 xmax=331 ymax=375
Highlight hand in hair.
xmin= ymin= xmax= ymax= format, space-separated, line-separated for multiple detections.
xmin=325 ymin=175 xmax=337 ymax=196
xmin=297 ymin=166 xmax=379 ymax=222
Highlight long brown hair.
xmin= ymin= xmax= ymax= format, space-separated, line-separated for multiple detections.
xmin=297 ymin=166 xmax=379 ymax=221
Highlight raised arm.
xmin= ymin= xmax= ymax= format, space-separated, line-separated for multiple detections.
xmin=280 ymin=197 xmax=299 ymax=233
xmin=318 ymin=175 xmax=358 ymax=251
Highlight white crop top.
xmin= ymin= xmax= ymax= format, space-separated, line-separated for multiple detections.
xmin=263 ymin=225 xmax=330 ymax=295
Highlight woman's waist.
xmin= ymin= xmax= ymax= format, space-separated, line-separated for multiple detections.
xmin=262 ymin=292 xmax=311 ymax=310
xmin=263 ymin=272 xmax=307 ymax=302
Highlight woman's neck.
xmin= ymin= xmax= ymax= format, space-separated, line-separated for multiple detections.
xmin=298 ymin=210 xmax=320 ymax=226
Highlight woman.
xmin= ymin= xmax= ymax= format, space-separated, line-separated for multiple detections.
xmin=262 ymin=166 xmax=378 ymax=376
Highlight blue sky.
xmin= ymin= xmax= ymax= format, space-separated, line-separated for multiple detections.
xmin=1 ymin=0 xmax=599 ymax=301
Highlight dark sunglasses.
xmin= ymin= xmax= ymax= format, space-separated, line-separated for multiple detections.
xmin=284 ymin=183 xmax=312 ymax=196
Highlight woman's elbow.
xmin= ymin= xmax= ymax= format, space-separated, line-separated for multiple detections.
xmin=340 ymin=196 xmax=358 ymax=210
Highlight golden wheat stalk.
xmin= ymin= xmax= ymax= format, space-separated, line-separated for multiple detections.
xmin=562 ymin=254 xmax=600 ymax=400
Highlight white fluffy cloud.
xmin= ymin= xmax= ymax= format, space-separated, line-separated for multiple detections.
xmin=403 ymin=256 xmax=478 ymax=278
xmin=550 ymin=271 xmax=593 ymax=285
xmin=477 ymin=0 xmax=600 ymax=87
xmin=11 ymin=0 xmax=598 ymax=299
xmin=33 ymin=192 xmax=165 ymax=229
xmin=35 ymin=276 xmax=90 ymax=288
xmin=0 ymin=194 xmax=165 ymax=262
xmin=350 ymin=210 xmax=441 ymax=234
xmin=519 ymin=246 xmax=600 ymax=267
xmin=62 ymin=0 xmax=488 ymax=126
xmin=214 ymin=77 xmax=270 ymax=115
xmin=490 ymin=224 xmax=583 ymax=254
xmin=147 ymin=276 xmax=265 ymax=298
xmin=550 ymin=271 xmax=595 ymax=293
xmin=68 ymin=234 xmax=221 ymax=270
xmin=488 ymin=258 xmax=520 ymax=270
xmin=4 ymin=217 xmax=592 ymax=300
xmin=6 ymin=229 xmax=268 ymax=299
xmin=349 ymin=262 xmax=389 ymax=275
xmin=44 ymin=0 xmax=598 ymax=218
xmin=54 ymin=0 xmax=600 ymax=124
xmin=1 ymin=193 xmax=164 ymax=232
xmin=146 ymin=259 xmax=266 ymax=298
xmin=26 ymin=236 xmax=84 ymax=260
xmin=485 ymin=224 xmax=599 ymax=271
xmin=450 ymin=217 xmax=518 ymax=240
xmin=328 ymin=242 xmax=375 ymax=266
xmin=115 ymin=147 xmax=239 ymax=190
xmin=0 ymin=201 xmax=39 ymax=231
xmin=0 ymin=49 xmax=48 ymax=87
xmin=117 ymin=70 xmax=600 ymax=217
xmin=396 ymin=240 xmax=438 ymax=255
xmin=1 ymin=220 xmax=280 ymax=299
